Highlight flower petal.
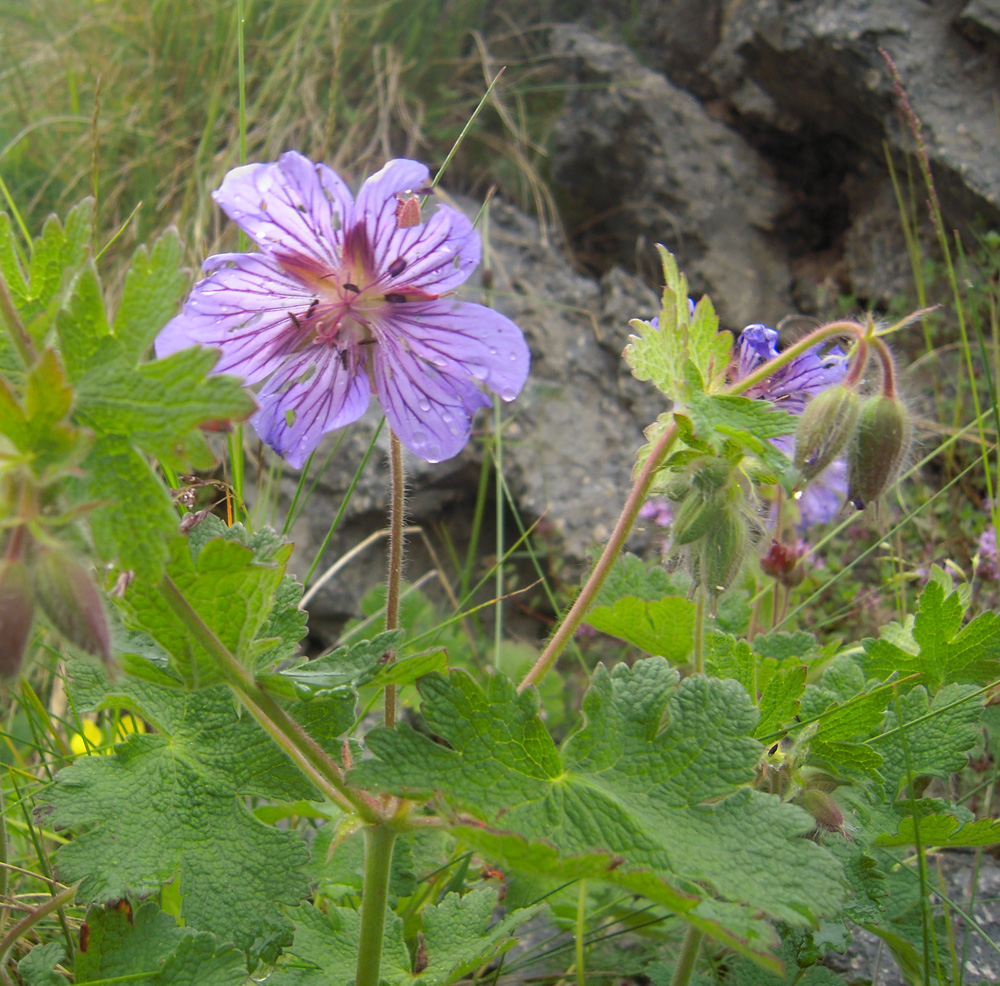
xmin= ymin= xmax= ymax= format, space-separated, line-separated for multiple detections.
xmin=373 ymin=299 xmax=530 ymax=402
xmin=796 ymin=459 xmax=847 ymax=527
xmin=252 ymin=345 xmax=370 ymax=469
xmin=354 ymin=159 xmax=480 ymax=294
xmin=212 ymin=151 xmax=353 ymax=268
xmin=155 ymin=253 xmax=312 ymax=384
xmin=373 ymin=338 xmax=491 ymax=462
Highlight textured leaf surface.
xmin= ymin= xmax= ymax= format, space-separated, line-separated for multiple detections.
xmin=354 ymin=660 xmax=844 ymax=964
xmin=44 ymin=662 xmax=354 ymax=950
xmin=74 ymin=902 xmax=246 ymax=986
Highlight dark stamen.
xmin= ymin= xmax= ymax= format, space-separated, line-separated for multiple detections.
xmin=306 ymin=298 xmax=320 ymax=317
xmin=387 ymin=258 xmax=406 ymax=278
xmin=343 ymin=282 xmax=360 ymax=294
xmin=384 ymin=292 xmax=407 ymax=304
xmin=289 ymin=311 xmax=302 ymax=329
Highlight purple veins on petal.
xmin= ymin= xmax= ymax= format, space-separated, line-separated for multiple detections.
xmin=212 ymin=151 xmax=354 ymax=267
xmin=156 ymin=152 xmax=531 ymax=466
xmin=252 ymin=345 xmax=370 ymax=469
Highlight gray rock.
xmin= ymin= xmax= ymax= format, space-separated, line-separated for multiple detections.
xmin=955 ymin=0 xmax=1000 ymax=51
xmin=550 ymin=23 xmax=794 ymax=328
xmin=724 ymin=0 xmax=1000 ymax=232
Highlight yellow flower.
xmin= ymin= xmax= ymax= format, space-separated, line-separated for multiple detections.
xmin=69 ymin=713 xmax=146 ymax=757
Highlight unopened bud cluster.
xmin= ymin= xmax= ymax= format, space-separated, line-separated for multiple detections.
xmin=660 ymin=455 xmax=760 ymax=600
xmin=794 ymin=383 xmax=911 ymax=513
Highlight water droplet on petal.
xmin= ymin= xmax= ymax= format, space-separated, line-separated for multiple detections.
xmin=500 ymin=387 xmax=517 ymax=401
xmin=418 ymin=400 xmax=431 ymax=412
xmin=467 ymin=363 xmax=488 ymax=381
xmin=509 ymin=352 xmax=519 ymax=362
xmin=489 ymin=347 xmax=498 ymax=356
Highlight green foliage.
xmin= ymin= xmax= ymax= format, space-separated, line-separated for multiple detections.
xmin=273 ymin=889 xmax=541 ymax=986
xmin=355 ymin=660 xmax=846 ymax=967
xmin=73 ymin=902 xmax=246 ymax=986
xmin=117 ymin=525 xmax=303 ymax=687
xmin=43 ymin=661 xmax=355 ymax=952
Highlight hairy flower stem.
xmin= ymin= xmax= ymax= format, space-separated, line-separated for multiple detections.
xmin=159 ymin=575 xmax=376 ymax=820
xmin=872 ymin=336 xmax=899 ymax=398
xmin=670 ymin=926 xmax=703 ymax=986
xmin=518 ymin=420 xmax=681 ymax=692
xmin=0 ymin=272 xmax=35 ymax=369
xmin=0 ymin=883 xmax=77 ymax=972
xmin=385 ymin=431 xmax=406 ymax=728
xmin=727 ymin=320 xmax=866 ymax=398
xmin=693 ymin=590 xmax=706 ymax=674
xmin=518 ymin=318 xmax=871 ymax=693
xmin=355 ymin=822 xmax=398 ymax=986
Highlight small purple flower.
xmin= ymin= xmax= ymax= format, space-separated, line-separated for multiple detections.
xmin=156 ymin=152 xmax=530 ymax=466
xmin=977 ymin=525 xmax=999 ymax=581
xmin=733 ymin=324 xmax=848 ymax=526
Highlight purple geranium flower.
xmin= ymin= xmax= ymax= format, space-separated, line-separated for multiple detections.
xmin=734 ymin=323 xmax=848 ymax=526
xmin=156 ymin=152 xmax=530 ymax=466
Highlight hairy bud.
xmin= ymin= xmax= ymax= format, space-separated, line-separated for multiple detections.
xmin=794 ymin=385 xmax=860 ymax=482
xmin=760 ymin=539 xmax=806 ymax=588
xmin=846 ymin=396 xmax=912 ymax=509
xmin=797 ymin=789 xmax=845 ymax=834
xmin=0 ymin=559 xmax=34 ymax=679
xmin=32 ymin=548 xmax=112 ymax=663
xmin=695 ymin=510 xmax=749 ymax=597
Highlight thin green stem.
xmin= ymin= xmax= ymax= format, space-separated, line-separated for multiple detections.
xmin=670 ymin=926 xmax=703 ymax=986
xmin=385 ymin=431 xmax=405 ymax=728
xmin=693 ymin=590 xmax=706 ymax=674
xmin=158 ymin=575 xmax=373 ymax=819
xmin=575 ymin=880 xmax=587 ymax=986
xmin=432 ymin=68 xmax=505 ymax=189
xmin=355 ymin=823 xmax=398 ymax=986
xmin=0 ymin=882 xmax=77 ymax=971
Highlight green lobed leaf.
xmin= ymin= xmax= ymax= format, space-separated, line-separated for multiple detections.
xmin=876 ymin=812 xmax=1000 ymax=848
xmin=17 ymin=943 xmax=68 ymax=986
xmin=74 ymin=902 xmax=246 ymax=986
xmin=754 ymin=665 xmax=807 ymax=739
xmin=118 ymin=533 xmax=298 ymax=687
xmin=860 ymin=579 xmax=1000 ymax=690
xmin=24 ymin=199 xmax=93 ymax=334
xmin=871 ymin=683 xmax=983 ymax=798
xmin=44 ymin=662 xmax=355 ymax=952
xmin=354 ymin=660 xmax=845 ymax=966
xmin=112 ymin=229 xmax=187 ymax=362
xmin=585 ymin=595 xmax=695 ymax=663
xmin=592 ymin=553 xmax=679 ymax=607
xmin=55 ymin=259 xmax=111 ymax=380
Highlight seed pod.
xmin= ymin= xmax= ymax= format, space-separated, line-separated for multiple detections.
xmin=794 ymin=385 xmax=860 ymax=482
xmin=0 ymin=558 xmax=34 ymax=679
xmin=846 ymin=396 xmax=912 ymax=509
xmin=32 ymin=548 xmax=112 ymax=663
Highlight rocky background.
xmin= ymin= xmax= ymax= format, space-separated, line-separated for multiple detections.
xmin=288 ymin=0 xmax=1000 ymax=644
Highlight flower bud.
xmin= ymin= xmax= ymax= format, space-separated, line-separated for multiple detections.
xmin=671 ymin=490 xmax=728 ymax=546
xmin=760 ymin=538 xmax=806 ymax=588
xmin=794 ymin=385 xmax=860 ymax=482
xmin=32 ymin=548 xmax=112 ymax=663
xmin=696 ymin=509 xmax=749 ymax=597
xmin=797 ymin=789 xmax=845 ymax=834
xmin=846 ymin=396 xmax=912 ymax=509
xmin=0 ymin=559 xmax=34 ymax=679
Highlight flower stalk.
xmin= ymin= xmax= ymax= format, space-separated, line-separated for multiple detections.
xmin=355 ymin=822 xmax=398 ymax=986
xmin=384 ymin=431 xmax=405 ymax=728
